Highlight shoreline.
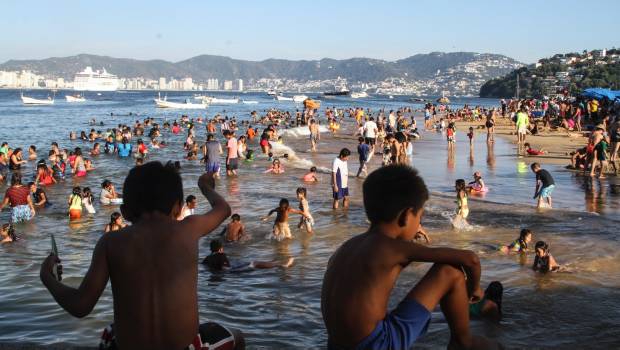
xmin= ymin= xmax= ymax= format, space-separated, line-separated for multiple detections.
xmin=453 ymin=117 xmax=588 ymax=166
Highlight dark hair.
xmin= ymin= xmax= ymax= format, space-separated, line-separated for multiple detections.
xmin=296 ymin=187 xmax=307 ymax=196
xmin=535 ymin=240 xmax=548 ymax=252
xmin=210 ymin=239 xmax=223 ymax=252
xmin=339 ymin=148 xmax=351 ymax=158
xmin=455 ymin=179 xmax=467 ymax=193
xmin=279 ymin=198 xmax=289 ymax=209
xmin=110 ymin=212 xmax=122 ymax=223
xmin=531 ymin=162 xmax=540 ymax=170
xmin=186 ymin=195 xmax=196 ymax=204
xmin=72 ymin=186 xmax=82 ymax=196
xmin=310 ymin=166 xmax=317 ymax=172
xmin=121 ymin=161 xmax=183 ymax=221
xmin=10 ymin=173 xmax=22 ymax=186
xmin=519 ymin=229 xmax=532 ymax=250
xmin=101 ymin=180 xmax=112 ymax=188
xmin=207 ymin=134 xmax=214 ymax=141
xmin=363 ymin=165 xmax=428 ymax=224
xmin=231 ymin=213 xmax=241 ymax=221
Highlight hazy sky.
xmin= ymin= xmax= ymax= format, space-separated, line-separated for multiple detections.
xmin=1 ymin=0 xmax=619 ymax=64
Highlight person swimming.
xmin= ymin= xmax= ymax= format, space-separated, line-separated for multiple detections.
xmin=302 ymin=166 xmax=319 ymax=182
xmin=469 ymin=281 xmax=503 ymax=322
xmin=499 ymin=229 xmax=532 ymax=253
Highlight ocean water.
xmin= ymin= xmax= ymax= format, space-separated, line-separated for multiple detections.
xmin=0 ymin=90 xmax=619 ymax=348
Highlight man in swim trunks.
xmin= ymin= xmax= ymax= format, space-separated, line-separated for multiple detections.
xmin=309 ymin=119 xmax=320 ymax=152
xmin=40 ymin=162 xmax=244 ymax=349
xmin=331 ymin=148 xmax=350 ymax=209
xmin=321 ymin=165 xmax=498 ymax=350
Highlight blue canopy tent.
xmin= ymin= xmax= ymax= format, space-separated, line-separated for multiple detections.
xmin=581 ymin=88 xmax=620 ymax=101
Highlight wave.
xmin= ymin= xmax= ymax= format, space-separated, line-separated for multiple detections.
xmin=268 ymin=141 xmax=330 ymax=173
xmin=279 ymin=125 xmax=329 ymax=138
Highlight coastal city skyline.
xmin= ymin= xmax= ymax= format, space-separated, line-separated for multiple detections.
xmin=1 ymin=0 xmax=619 ymax=64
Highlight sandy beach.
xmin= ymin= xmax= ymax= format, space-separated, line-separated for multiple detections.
xmin=455 ymin=117 xmax=590 ymax=166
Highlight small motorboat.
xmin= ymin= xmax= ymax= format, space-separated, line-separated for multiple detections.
xmin=293 ymin=95 xmax=308 ymax=103
xmin=21 ymin=93 xmax=54 ymax=105
xmin=276 ymin=95 xmax=293 ymax=101
xmin=351 ymin=91 xmax=369 ymax=99
xmin=154 ymin=93 xmax=208 ymax=109
xmin=65 ymin=94 xmax=86 ymax=102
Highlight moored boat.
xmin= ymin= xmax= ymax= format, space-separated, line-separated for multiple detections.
xmin=154 ymin=94 xmax=207 ymax=109
xmin=276 ymin=95 xmax=294 ymax=101
xmin=293 ymin=95 xmax=308 ymax=103
xmin=21 ymin=93 xmax=54 ymax=105
xmin=350 ymin=91 xmax=369 ymax=99
xmin=65 ymin=94 xmax=86 ymax=102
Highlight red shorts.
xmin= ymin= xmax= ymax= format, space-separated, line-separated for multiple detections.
xmin=69 ymin=209 xmax=82 ymax=220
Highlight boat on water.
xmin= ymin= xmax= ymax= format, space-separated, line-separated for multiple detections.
xmin=194 ymin=96 xmax=239 ymax=104
xmin=350 ymin=91 xmax=369 ymax=99
xmin=73 ymin=67 xmax=119 ymax=91
xmin=293 ymin=95 xmax=308 ymax=103
xmin=154 ymin=94 xmax=207 ymax=109
xmin=242 ymin=100 xmax=259 ymax=104
xmin=437 ymin=91 xmax=450 ymax=104
xmin=276 ymin=95 xmax=294 ymax=101
xmin=324 ymin=85 xmax=350 ymax=96
xmin=21 ymin=93 xmax=54 ymax=105
xmin=267 ymin=89 xmax=277 ymax=96
xmin=65 ymin=94 xmax=86 ymax=102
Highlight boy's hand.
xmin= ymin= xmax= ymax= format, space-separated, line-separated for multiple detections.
xmin=198 ymin=172 xmax=216 ymax=190
xmin=469 ymin=285 xmax=484 ymax=304
xmin=40 ymin=253 xmax=62 ymax=282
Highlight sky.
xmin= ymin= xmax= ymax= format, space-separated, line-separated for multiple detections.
xmin=1 ymin=0 xmax=619 ymax=64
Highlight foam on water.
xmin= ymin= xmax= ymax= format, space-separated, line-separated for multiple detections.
xmin=279 ymin=125 xmax=328 ymax=138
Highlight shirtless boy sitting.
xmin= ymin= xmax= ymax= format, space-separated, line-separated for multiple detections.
xmin=321 ymin=164 xmax=498 ymax=349
xmin=40 ymin=161 xmax=244 ymax=350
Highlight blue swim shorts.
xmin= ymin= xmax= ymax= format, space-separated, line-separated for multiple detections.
xmin=539 ymin=184 xmax=555 ymax=198
xmin=205 ymin=162 xmax=220 ymax=173
xmin=329 ymin=298 xmax=431 ymax=350
xmin=333 ymin=187 xmax=349 ymax=200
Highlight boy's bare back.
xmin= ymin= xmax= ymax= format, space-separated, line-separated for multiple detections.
xmin=322 ymin=232 xmax=411 ymax=345
xmin=103 ymin=218 xmax=201 ymax=349
xmin=226 ymin=221 xmax=244 ymax=241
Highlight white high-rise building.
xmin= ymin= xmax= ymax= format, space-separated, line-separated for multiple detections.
xmin=207 ymin=78 xmax=219 ymax=90
xmin=159 ymin=77 xmax=167 ymax=90
xmin=236 ymin=79 xmax=244 ymax=91
xmin=223 ymin=80 xmax=233 ymax=90
xmin=182 ymin=77 xmax=193 ymax=90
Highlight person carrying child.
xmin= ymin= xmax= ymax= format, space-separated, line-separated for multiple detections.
xmin=321 ymin=164 xmax=497 ymax=349
xmin=40 ymin=161 xmax=244 ymax=349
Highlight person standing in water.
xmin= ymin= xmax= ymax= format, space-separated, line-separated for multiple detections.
xmin=531 ymin=163 xmax=555 ymax=209
xmin=224 ymin=130 xmax=239 ymax=176
xmin=309 ymin=119 xmax=320 ymax=152
xmin=332 ymin=148 xmax=351 ymax=209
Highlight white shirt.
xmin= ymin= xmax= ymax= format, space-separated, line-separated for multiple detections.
xmin=178 ymin=206 xmax=195 ymax=220
xmin=332 ymin=157 xmax=348 ymax=188
xmin=363 ymin=121 xmax=378 ymax=138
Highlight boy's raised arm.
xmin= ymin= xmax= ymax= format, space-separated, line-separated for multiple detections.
xmin=40 ymin=236 xmax=110 ymax=318
xmin=184 ymin=173 xmax=231 ymax=239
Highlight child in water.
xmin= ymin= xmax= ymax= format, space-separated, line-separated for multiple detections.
xmin=532 ymin=240 xmax=560 ymax=273
xmin=455 ymin=179 xmax=469 ymax=226
xmin=262 ymin=198 xmax=308 ymax=241
xmin=104 ymin=212 xmax=127 ymax=233
xmin=202 ymin=239 xmax=294 ymax=271
xmin=302 ymin=166 xmax=319 ymax=182
xmin=467 ymin=171 xmax=487 ymax=193
xmin=221 ymin=213 xmax=245 ymax=242
xmin=499 ymin=229 xmax=532 ymax=253
xmin=321 ymin=165 xmax=496 ymax=349
xmin=469 ymin=281 xmax=503 ymax=322
xmin=467 ymin=127 xmax=474 ymax=146
xmin=296 ymin=187 xmax=314 ymax=234
xmin=264 ymin=159 xmax=284 ymax=174
xmin=82 ymin=187 xmax=96 ymax=214
xmin=68 ymin=186 xmax=83 ymax=220
xmin=1 ymin=223 xmax=17 ymax=243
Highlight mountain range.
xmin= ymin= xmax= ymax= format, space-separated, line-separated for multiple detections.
xmin=0 ymin=52 xmax=522 ymax=83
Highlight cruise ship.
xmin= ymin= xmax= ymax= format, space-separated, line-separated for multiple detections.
xmin=73 ymin=67 xmax=119 ymax=91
